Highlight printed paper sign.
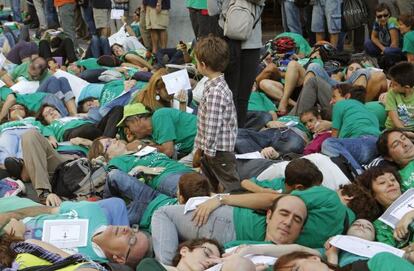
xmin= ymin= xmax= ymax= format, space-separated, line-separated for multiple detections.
xmin=379 ymin=188 xmax=414 ymax=228
xmin=111 ymin=9 xmax=124 ymax=20
xmin=42 ymin=219 xmax=89 ymax=249
xmin=10 ymin=80 xmax=39 ymax=94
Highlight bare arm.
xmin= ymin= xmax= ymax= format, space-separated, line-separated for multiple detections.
xmin=1 ymin=73 xmax=15 ymax=87
xmin=331 ymin=128 xmax=338 ymax=137
xmin=156 ymin=141 xmax=175 ymax=157
xmin=226 ymin=244 xmax=320 ymax=258
xmin=0 ymin=93 xmax=16 ymax=120
xmin=388 ymin=110 xmax=405 ymax=128
xmin=124 ymin=53 xmax=153 ymax=70
xmin=407 ymin=53 xmax=414 ymax=63
xmin=389 ymin=29 xmax=400 ymax=48
xmin=0 ymin=206 xmax=55 ymax=225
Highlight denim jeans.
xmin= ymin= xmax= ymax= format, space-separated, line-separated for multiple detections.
xmin=364 ymin=39 xmax=403 ymax=57
xmin=37 ymin=77 xmax=74 ymax=102
xmin=41 ymin=94 xmax=69 ymax=117
xmin=80 ymin=4 xmax=97 ymax=36
xmin=155 ymin=48 xmax=184 ymax=66
xmin=10 ymin=0 xmax=22 ymax=22
xmin=281 ymin=0 xmax=302 ymax=34
xmin=156 ymin=172 xmax=183 ymax=197
xmin=235 ymin=128 xmax=306 ymax=155
xmin=245 ymin=111 xmax=273 ymax=131
xmin=311 ymin=0 xmax=342 ymax=34
xmin=89 ymin=35 xmax=111 ymax=58
xmin=45 ymin=0 xmax=59 ymax=29
xmin=321 ymin=135 xmax=379 ymax=172
xmin=103 ymin=169 xmax=159 ymax=225
xmin=152 ymin=204 xmax=236 ymax=265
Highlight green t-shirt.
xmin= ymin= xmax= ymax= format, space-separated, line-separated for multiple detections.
xmin=385 ymin=89 xmax=414 ymax=130
xmin=367 ymin=252 xmax=414 ymax=270
xmin=0 ymin=196 xmax=40 ymax=213
xmin=279 ymin=115 xmax=312 ymax=140
xmin=10 ymin=62 xmax=49 ymax=83
xmin=373 ymin=219 xmax=407 ymax=248
xmin=403 ymin=31 xmax=414 ymax=55
xmin=291 ymin=186 xmax=355 ymax=248
xmin=139 ymin=194 xmax=178 ymax=232
xmin=332 ymin=99 xmax=380 ymax=138
xmin=99 ymin=80 xmax=126 ymax=106
xmin=151 ymin=108 xmax=197 ymax=155
xmin=43 ymin=117 xmax=94 ymax=142
xmin=0 ymin=117 xmax=44 ymax=133
xmin=0 ymin=86 xmax=12 ymax=101
xmin=136 ymin=258 xmax=167 ymax=271
xmin=233 ymin=207 xmax=267 ymax=241
xmin=76 ymin=58 xmax=104 ymax=70
xmin=275 ymin=32 xmax=312 ymax=56
xmin=108 ymin=152 xmax=193 ymax=189
xmin=365 ymin=101 xmax=387 ymax=130
xmin=15 ymin=92 xmax=48 ymax=112
xmin=248 ymin=92 xmax=277 ymax=112
xmin=186 ymin=0 xmax=207 ymax=9
xmin=250 ymin=177 xmax=285 ymax=192
xmin=398 ymin=160 xmax=414 ymax=192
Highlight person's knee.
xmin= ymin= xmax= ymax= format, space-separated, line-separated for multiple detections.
xmin=21 ymin=129 xmax=41 ymax=144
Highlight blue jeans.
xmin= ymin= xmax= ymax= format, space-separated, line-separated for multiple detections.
xmin=321 ymin=135 xmax=379 ymax=172
xmin=104 ymin=169 xmax=160 ymax=225
xmin=41 ymin=94 xmax=69 ymax=117
xmin=311 ymin=0 xmax=342 ymax=34
xmin=281 ymin=0 xmax=302 ymax=34
xmin=306 ymin=63 xmax=372 ymax=86
xmin=245 ymin=111 xmax=273 ymax=131
xmin=37 ymin=77 xmax=74 ymax=102
xmin=156 ymin=172 xmax=183 ymax=197
xmin=80 ymin=4 xmax=97 ymax=36
xmin=45 ymin=0 xmax=59 ymax=28
xmin=9 ymin=0 xmax=22 ymax=22
xmin=364 ymin=39 xmax=403 ymax=57
xmin=235 ymin=128 xmax=306 ymax=155
xmin=155 ymin=48 xmax=185 ymax=66
xmin=90 ymin=35 xmax=111 ymax=58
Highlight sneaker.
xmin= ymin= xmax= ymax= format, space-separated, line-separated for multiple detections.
xmin=4 ymin=157 xmax=23 ymax=180
xmin=2 ymin=178 xmax=26 ymax=197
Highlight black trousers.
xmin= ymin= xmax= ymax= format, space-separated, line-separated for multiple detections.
xmin=224 ymin=39 xmax=260 ymax=128
xmin=39 ymin=38 xmax=78 ymax=64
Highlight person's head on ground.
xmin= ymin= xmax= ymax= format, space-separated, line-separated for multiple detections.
xmin=117 ymin=103 xmax=153 ymax=139
xmin=133 ymin=7 xmax=141 ymax=22
xmin=344 ymin=61 xmax=363 ymax=81
xmin=29 ymin=57 xmax=48 ymax=80
xmin=111 ymin=43 xmax=125 ymax=57
xmin=375 ymin=3 xmax=392 ymax=27
xmin=36 ymin=104 xmax=62 ymax=125
xmin=0 ymin=231 xmax=24 ymax=267
xmin=7 ymin=103 xmax=29 ymax=121
xmin=177 ymin=173 xmax=212 ymax=204
xmin=67 ymin=63 xmax=82 ymax=76
xmin=171 ymin=238 xmax=224 ymax=271
xmin=398 ymin=14 xmax=414 ymax=34
xmin=194 ymin=35 xmax=229 ymax=77
xmin=357 ymin=166 xmax=402 ymax=209
xmin=274 ymin=251 xmax=338 ymax=271
xmin=346 ymin=218 xmax=375 ymax=241
xmin=46 ymin=57 xmax=59 ymax=73
xmin=77 ymin=97 xmax=100 ymax=113
xmin=221 ymin=256 xmax=256 ymax=271
xmin=377 ymin=129 xmax=414 ymax=167
xmin=338 ymin=183 xmax=381 ymax=221
xmin=134 ymin=68 xmax=171 ymax=111
xmin=330 ymin=84 xmax=366 ymax=104
xmin=300 ymin=108 xmax=323 ymax=134
xmin=284 ymin=158 xmax=323 ymax=193
xmin=88 ymin=137 xmax=128 ymax=161
xmin=265 ymin=195 xmax=307 ymax=245
xmin=388 ymin=62 xmax=414 ymax=95
xmin=92 ymin=225 xmax=149 ymax=267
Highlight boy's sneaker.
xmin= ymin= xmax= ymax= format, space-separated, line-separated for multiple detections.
xmin=2 ymin=178 xmax=26 ymax=197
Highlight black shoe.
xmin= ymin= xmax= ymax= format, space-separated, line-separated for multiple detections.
xmin=4 ymin=157 xmax=23 ymax=179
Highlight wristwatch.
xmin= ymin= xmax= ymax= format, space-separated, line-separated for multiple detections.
xmin=216 ymin=194 xmax=225 ymax=205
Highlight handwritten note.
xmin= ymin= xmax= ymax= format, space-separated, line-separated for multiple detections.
xmin=111 ymin=9 xmax=124 ymax=20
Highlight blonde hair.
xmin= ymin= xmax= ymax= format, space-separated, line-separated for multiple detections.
xmin=134 ymin=68 xmax=169 ymax=111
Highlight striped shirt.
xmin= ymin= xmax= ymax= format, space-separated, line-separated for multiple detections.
xmin=194 ymin=74 xmax=237 ymax=156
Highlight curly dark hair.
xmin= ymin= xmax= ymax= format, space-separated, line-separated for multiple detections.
xmin=340 ymin=183 xmax=382 ymax=221
xmin=0 ymin=233 xmax=24 ymax=267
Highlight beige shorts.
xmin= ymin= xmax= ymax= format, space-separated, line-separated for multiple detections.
xmin=93 ymin=8 xmax=110 ymax=29
xmin=145 ymin=6 xmax=169 ymax=30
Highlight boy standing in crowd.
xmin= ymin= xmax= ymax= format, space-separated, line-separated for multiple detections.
xmin=193 ymin=36 xmax=240 ymax=193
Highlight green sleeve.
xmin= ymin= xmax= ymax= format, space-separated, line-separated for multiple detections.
xmin=10 ymin=63 xmax=25 ymax=81
xmin=42 ymin=126 xmax=55 ymax=138
xmin=152 ymin=114 xmax=177 ymax=145
xmin=373 ymin=219 xmax=397 ymax=247
xmin=403 ymin=32 xmax=414 ymax=54
xmin=0 ymin=87 xmax=12 ymax=101
xmin=368 ymin=252 xmax=414 ymax=271
xmin=385 ymin=90 xmax=398 ymax=112
xmin=331 ymin=102 xmax=344 ymax=130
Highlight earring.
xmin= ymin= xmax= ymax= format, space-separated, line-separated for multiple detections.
xmin=155 ymin=95 xmax=160 ymax=101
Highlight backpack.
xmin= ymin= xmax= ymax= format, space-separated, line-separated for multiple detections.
xmin=220 ymin=0 xmax=264 ymax=41
xmin=51 ymin=158 xmax=107 ymax=200
xmin=341 ymin=0 xmax=368 ymax=31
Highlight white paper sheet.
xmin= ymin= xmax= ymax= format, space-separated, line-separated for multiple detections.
xmin=111 ymin=9 xmax=124 ymax=20
xmin=10 ymin=80 xmax=39 ymax=94
xmin=161 ymin=69 xmax=192 ymax=95
xmin=235 ymin=151 xmax=264 ymax=160
xmin=379 ymin=188 xmax=414 ymax=228
xmin=0 ymin=53 xmax=6 ymax=69
xmin=53 ymin=70 xmax=90 ymax=103
xmin=184 ymin=196 xmax=211 ymax=214
xmin=172 ymin=99 xmax=194 ymax=113
xmin=0 ymin=80 xmax=6 ymax=88
xmin=42 ymin=219 xmax=89 ymax=249
xmin=330 ymin=235 xmax=405 ymax=258
xmin=134 ymin=146 xmax=157 ymax=157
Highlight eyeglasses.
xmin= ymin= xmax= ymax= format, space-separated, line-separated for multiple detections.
xmin=377 ymin=13 xmax=389 ymax=19
xmin=125 ymin=225 xmax=139 ymax=262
